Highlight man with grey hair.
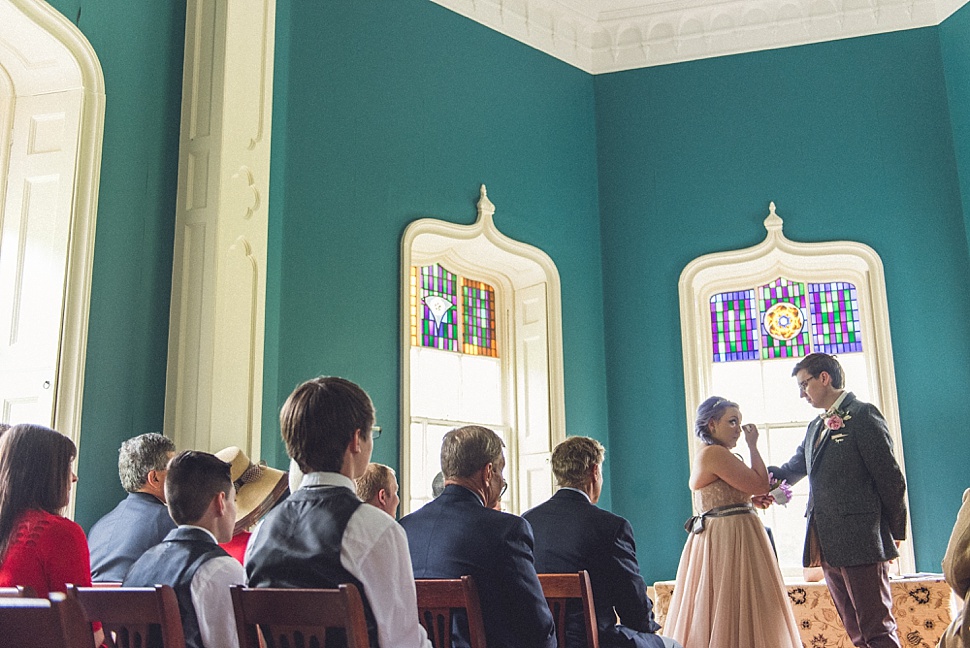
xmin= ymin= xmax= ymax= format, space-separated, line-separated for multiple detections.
xmin=524 ymin=436 xmax=681 ymax=648
xmin=400 ymin=425 xmax=557 ymax=648
xmin=88 ymin=432 xmax=177 ymax=581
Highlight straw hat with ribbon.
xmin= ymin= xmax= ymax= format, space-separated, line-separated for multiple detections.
xmin=215 ymin=446 xmax=288 ymax=535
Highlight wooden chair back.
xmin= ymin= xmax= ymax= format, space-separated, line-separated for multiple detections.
xmin=0 ymin=585 xmax=36 ymax=597
xmin=230 ymin=584 xmax=370 ymax=648
xmin=538 ymin=571 xmax=600 ymax=648
xmin=414 ymin=576 xmax=487 ymax=648
xmin=69 ymin=584 xmax=185 ymax=648
xmin=0 ymin=592 xmax=94 ymax=648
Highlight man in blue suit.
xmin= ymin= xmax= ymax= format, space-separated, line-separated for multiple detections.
xmin=524 ymin=437 xmax=681 ymax=648
xmin=88 ymin=432 xmax=177 ymax=581
xmin=400 ymin=425 xmax=557 ymax=648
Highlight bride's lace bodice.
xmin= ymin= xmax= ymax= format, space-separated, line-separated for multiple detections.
xmin=694 ymin=478 xmax=750 ymax=511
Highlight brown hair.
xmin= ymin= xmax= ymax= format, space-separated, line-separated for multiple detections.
xmin=0 ymin=424 xmax=77 ymax=559
xmin=440 ymin=426 xmax=504 ymax=479
xmin=164 ymin=451 xmax=233 ymax=525
xmin=792 ymin=353 xmax=845 ymax=389
xmin=355 ymin=463 xmax=395 ymax=503
xmin=552 ymin=436 xmax=605 ymax=488
xmin=281 ymin=376 xmax=375 ymax=474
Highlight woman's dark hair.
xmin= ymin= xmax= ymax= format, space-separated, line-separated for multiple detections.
xmin=0 ymin=424 xmax=77 ymax=559
xmin=694 ymin=396 xmax=739 ymax=445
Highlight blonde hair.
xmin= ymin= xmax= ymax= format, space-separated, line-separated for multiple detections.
xmin=356 ymin=463 xmax=395 ymax=503
xmin=551 ymin=436 xmax=604 ymax=488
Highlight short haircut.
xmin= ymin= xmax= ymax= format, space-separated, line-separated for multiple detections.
xmin=119 ymin=433 xmax=176 ymax=492
xmin=281 ymin=376 xmax=375 ymax=474
xmin=0 ymin=424 xmax=76 ymax=559
xmin=440 ymin=426 xmax=504 ymax=479
xmin=792 ymin=353 xmax=845 ymax=389
xmin=356 ymin=463 xmax=395 ymax=503
xmin=164 ymin=451 xmax=232 ymax=525
xmin=552 ymin=436 xmax=605 ymax=488
xmin=694 ymin=396 xmax=739 ymax=446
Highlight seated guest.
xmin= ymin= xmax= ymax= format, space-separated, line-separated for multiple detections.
xmin=523 ymin=437 xmax=680 ymax=648
xmin=355 ymin=462 xmax=400 ymax=517
xmin=400 ymin=425 xmax=557 ymax=648
xmin=214 ymin=446 xmax=288 ymax=563
xmin=246 ymin=376 xmax=431 ymax=648
xmin=88 ymin=432 xmax=177 ymax=581
xmin=0 ymin=424 xmax=104 ymax=646
xmin=939 ymin=488 xmax=970 ymax=647
xmin=125 ymin=451 xmax=244 ymax=648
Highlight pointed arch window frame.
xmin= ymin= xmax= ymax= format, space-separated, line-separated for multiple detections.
xmin=678 ymin=202 xmax=915 ymax=572
xmin=400 ymin=186 xmax=566 ymax=515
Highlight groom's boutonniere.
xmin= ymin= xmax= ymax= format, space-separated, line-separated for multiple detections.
xmin=823 ymin=407 xmax=852 ymax=431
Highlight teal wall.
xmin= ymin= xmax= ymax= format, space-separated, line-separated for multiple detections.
xmin=45 ymin=1 xmax=186 ymax=530
xmin=595 ymin=28 xmax=970 ymax=578
xmin=941 ymin=2 xmax=970 ymax=258
xmin=43 ymin=0 xmax=970 ymax=581
xmin=264 ymin=0 xmax=610 ymax=500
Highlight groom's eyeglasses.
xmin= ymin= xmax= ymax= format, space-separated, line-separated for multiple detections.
xmin=797 ymin=376 xmax=818 ymax=392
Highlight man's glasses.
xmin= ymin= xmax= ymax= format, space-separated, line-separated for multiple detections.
xmin=499 ymin=479 xmax=508 ymax=497
xmin=370 ymin=426 xmax=381 ymax=440
xmin=797 ymin=376 xmax=817 ymax=392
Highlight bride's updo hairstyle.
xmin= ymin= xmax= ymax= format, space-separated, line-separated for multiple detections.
xmin=695 ymin=396 xmax=738 ymax=445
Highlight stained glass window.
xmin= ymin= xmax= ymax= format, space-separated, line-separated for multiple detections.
xmin=710 ymin=290 xmax=759 ymax=362
xmin=808 ymin=282 xmax=863 ymax=354
xmin=461 ymin=278 xmax=497 ymax=357
xmin=759 ymin=277 xmax=810 ymax=359
xmin=710 ymin=277 xmax=863 ymax=362
xmin=411 ymin=265 xmax=498 ymax=357
xmin=412 ymin=264 xmax=459 ymax=352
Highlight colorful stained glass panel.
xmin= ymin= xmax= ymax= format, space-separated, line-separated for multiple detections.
xmin=759 ymin=278 xmax=810 ymax=360
xmin=415 ymin=264 xmax=459 ymax=351
xmin=461 ymin=278 xmax=498 ymax=357
xmin=808 ymin=282 xmax=863 ymax=354
xmin=711 ymin=290 xmax=759 ymax=362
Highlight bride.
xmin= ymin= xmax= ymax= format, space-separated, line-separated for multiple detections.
xmin=664 ymin=396 xmax=801 ymax=648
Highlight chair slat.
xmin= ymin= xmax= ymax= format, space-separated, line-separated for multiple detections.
xmin=415 ymin=575 xmax=487 ymax=648
xmin=0 ymin=593 xmax=93 ymax=648
xmin=70 ymin=584 xmax=186 ymax=648
xmin=538 ymin=571 xmax=600 ymax=648
xmin=231 ymin=584 xmax=370 ymax=648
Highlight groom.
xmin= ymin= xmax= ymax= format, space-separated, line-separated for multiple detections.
xmin=770 ymin=353 xmax=907 ymax=648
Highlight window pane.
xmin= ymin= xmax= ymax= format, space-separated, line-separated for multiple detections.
xmin=710 ymin=290 xmax=759 ymax=362
xmin=458 ymin=355 xmax=503 ymax=425
xmin=415 ymin=264 xmax=459 ymax=351
xmin=410 ymin=347 xmax=461 ymax=420
xmin=809 ymin=282 xmax=863 ymax=354
xmin=462 ymin=278 xmax=498 ymax=357
xmin=409 ymin=421 xmax=452 ymax=513
xmin=759 ymin=278 xmax=810 ymax=360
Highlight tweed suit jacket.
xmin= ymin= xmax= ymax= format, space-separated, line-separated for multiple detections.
xmin=770 ymin=392 xmax=907 ymax=568
xmin=400 ymin=484 xmax=557 ymax=648
xmin=523 ymin=489 xmax=664 ymax=648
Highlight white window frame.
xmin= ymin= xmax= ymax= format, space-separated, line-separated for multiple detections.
xmin=678 ymin=203 xmax=915 ymax=574
xmin=400 ymin=185 xmax=566 ymax=515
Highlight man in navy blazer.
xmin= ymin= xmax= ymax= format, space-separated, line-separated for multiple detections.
xmin=524 ymin=437 xmax=681 ymax=648
xmin=88 ymin=433 xmax=177 ymax=581
xmin=400 ymin=425 xmax=557 ymax=648
xmin=771 ymin=353 xmax=907 ymax=648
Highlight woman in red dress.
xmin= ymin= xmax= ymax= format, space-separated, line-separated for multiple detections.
xmin=0 ymin=423 xmax=103 ymax=646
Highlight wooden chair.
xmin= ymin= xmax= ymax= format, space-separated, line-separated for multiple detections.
xmin=0 ymin=585 xmax=36 ymax=597
xmin=415 ymin=576 xmax=487 ymax=648
xmin=538 ymin=571 xmax=600 ymax=648
xmin=231 ymin=584 xmax=370 ymax=648
xmin=0 ymin=592 xmax=94 ymax=648
xmin=69 ymin=584 xmax=185 ymax=648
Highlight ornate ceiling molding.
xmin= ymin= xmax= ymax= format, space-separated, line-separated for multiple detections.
xmin=430 ymin=0 xmax=965 ymax=73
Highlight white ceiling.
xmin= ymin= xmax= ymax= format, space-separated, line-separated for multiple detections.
xmin=431 ymin=0 xmax=967 ymax=73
